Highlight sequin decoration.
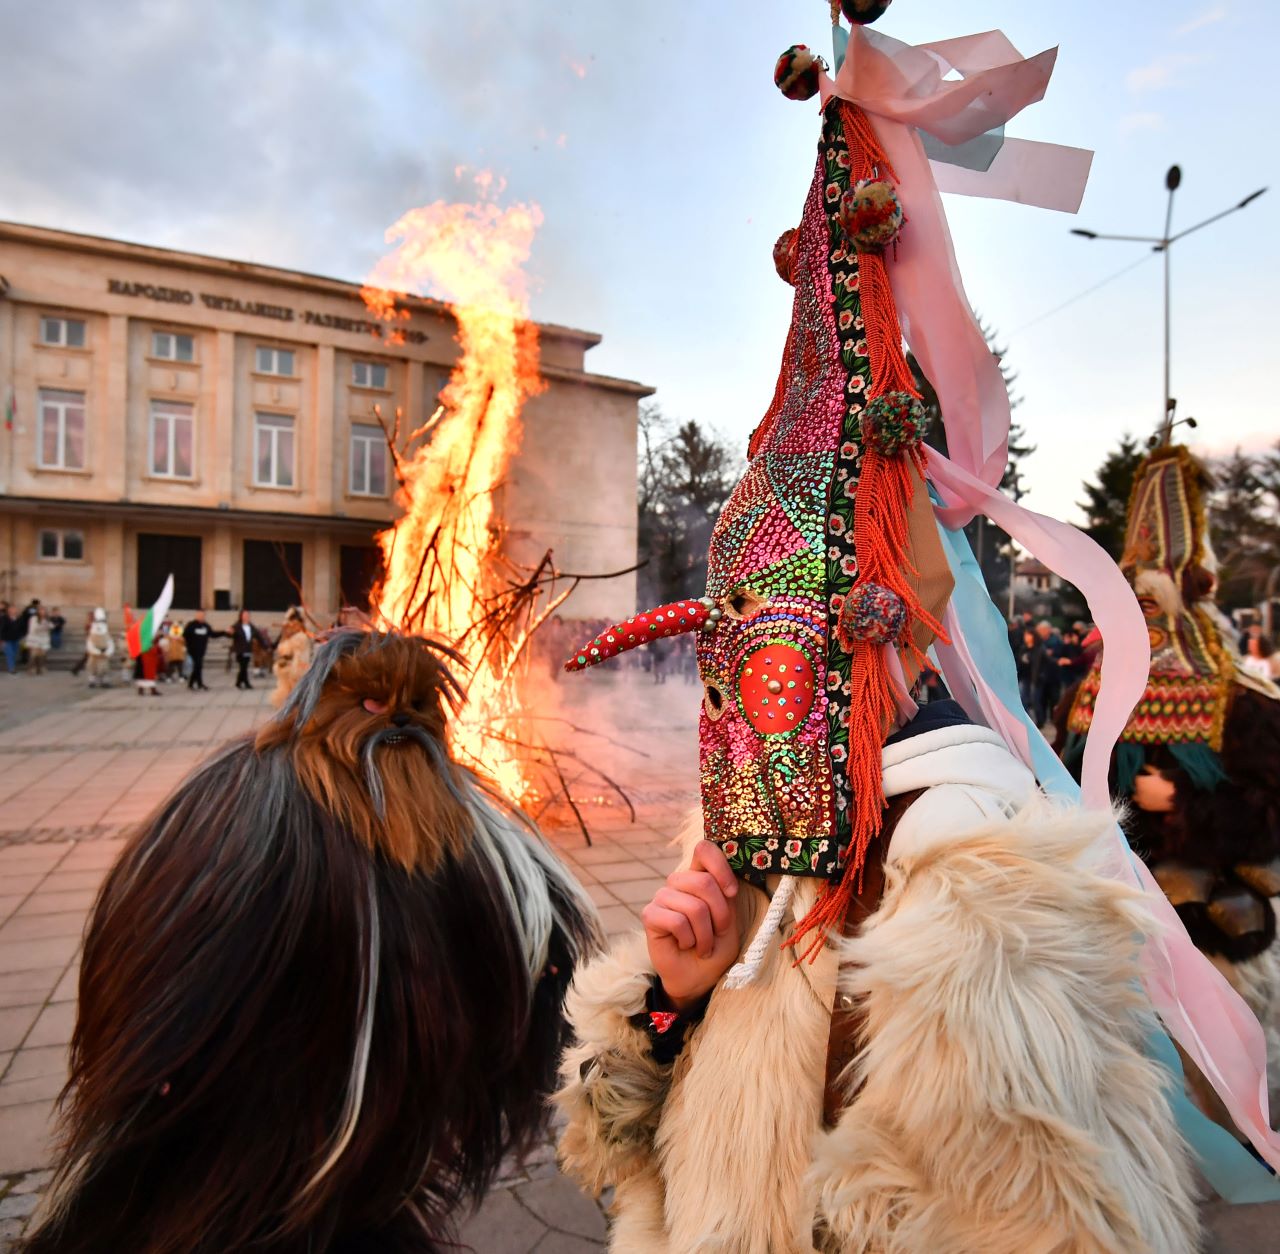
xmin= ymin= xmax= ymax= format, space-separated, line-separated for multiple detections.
xmin=565 ymin=599 xmax=713 ymax=671
xmin=697 ymin=100 xmax=873 ymax=881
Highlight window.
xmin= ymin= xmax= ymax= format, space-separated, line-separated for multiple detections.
xmin=254 ymin=412 xmax=295 ymax=488
xmin=150 ymin=400 xmax=195 ymax=478
xmin=40 ymin=316 xmax=86 ymax=348
xmin=152 ymin=330 xmax=195 ymax=361
xmin=255 ymin=345 xmax=295 ymax=376
xmin=37 ymin=389 xmax=86 ymax=470
xmin=349 ymin=424 xmax=388 ymax=496
xmin=39 ymin=529 xmax=84 ymax=561
xmin=351 ymin=360 xmax=389 ymax=389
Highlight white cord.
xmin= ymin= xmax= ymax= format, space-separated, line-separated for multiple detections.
xmin=722 ymin=875 xmax=797 ymax=990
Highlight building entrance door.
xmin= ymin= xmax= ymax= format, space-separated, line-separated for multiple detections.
xmin=242 ymin=539 xmax=303 ymax=612
xmin=339 ymin=543 xmax=383 ymax=611
xmin=137 ymin=534 xmax=202 ymax=608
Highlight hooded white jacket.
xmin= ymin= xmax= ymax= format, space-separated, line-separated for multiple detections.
xmin=556 ymin=720 xmax=1199 ymax=1254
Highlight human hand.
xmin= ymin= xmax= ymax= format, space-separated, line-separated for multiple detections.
xmin=642 ymin=841 xmax=741 ymax=1011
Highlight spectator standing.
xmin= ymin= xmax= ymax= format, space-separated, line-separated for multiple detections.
xmin=165 ymin=622 xmax=187 ymax=682
xmin=49 ymin=606 xmax=66 ymax=651
xmin=1015 ymin=627 xmax=1044 ymax=716
xmin=1056 ymin=627 xmax=1087 ymax=687
xmin=84 ymin=608 xmax=115 ymax=687
xmin=1034 ymin=620 xmax=1063 ymax=726
xmin=1242 ymin=634 xmax=1280 ymax=683
xmin=24 ymin=606 xmax=52 ymax=674
xmin=70 ymin=608 xmax=94 ymax=676
xmin=183 ymin=610 xmax=223 ymax=691
xmin=232 ymin=610 xmax=263 ymax=691
xmin=0 ymin=602 xmax=20 ymax=675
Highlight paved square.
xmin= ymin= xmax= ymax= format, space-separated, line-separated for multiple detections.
xmin=0 ymin=667 xmax=1272 ymax=1250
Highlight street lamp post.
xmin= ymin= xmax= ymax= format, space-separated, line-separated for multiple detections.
xmin=1070 ymin=166 xmax=1266 ymax=443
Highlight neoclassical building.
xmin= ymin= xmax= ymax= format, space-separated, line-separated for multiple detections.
xmin=0 ymin=221 xmax=649 ymax=622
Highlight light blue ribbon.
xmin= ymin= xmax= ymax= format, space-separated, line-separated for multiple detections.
xmin=937 ymin=518 xmax=1280 ymax=1202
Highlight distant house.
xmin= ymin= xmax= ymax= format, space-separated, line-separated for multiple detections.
xmin=1014 ymin=557 xmax=1061 ymax=596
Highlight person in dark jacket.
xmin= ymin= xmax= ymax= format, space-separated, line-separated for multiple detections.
xmin=182 ymin=609 xmax=226 ymax=692
xmin=1015 ymin=627 xmax=1044 ymax=717
xmin=0 ymin=602 xmax=21 ymax=674
xmin=231 ymin=610 xmax=264 ymax=690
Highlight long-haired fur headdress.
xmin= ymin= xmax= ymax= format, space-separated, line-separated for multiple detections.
xmin=24 ymin=630 xmax=599 ymax=1254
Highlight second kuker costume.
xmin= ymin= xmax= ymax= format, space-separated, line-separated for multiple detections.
xmin=555 ymin=4 xmax=1280 ymax=1251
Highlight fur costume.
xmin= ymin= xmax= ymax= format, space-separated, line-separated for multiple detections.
xmin=271 ymin=613 xmax=314 ymax=709
xmin=556 ymin=723 xmax=1199 ymax=1252
xmin=83 ymin=608 xmax=113 ymax=687
xmin=1059 ymin=444 xmax=1280 ymax=1134
xmin=552 ymin=9 xmax=1251 ymax=1244
xmin=24 ymin=630 xmax=599 ymax=1254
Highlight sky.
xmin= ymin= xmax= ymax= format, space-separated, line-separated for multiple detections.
xmin=0 ymin=0 xmax=1276 ymax=522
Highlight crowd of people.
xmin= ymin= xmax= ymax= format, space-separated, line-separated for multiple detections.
xmin=1009 ymin=612 xmax=1097 ymax=727
xmin=0 ymin=596 xmax=315 ymax=707
xmin=0 ymin=599 xmax=67 ymax=676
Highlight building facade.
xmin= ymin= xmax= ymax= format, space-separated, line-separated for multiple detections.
xmin=0 ymin=222 xmax=649 ymax=624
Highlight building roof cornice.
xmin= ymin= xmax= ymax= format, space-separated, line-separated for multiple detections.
xmin=0 ymin=219 xmax=603 ymax=349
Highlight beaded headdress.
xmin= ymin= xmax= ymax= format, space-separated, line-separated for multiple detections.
xmin=565 ymin=0 xmax=1280 ymax=1183
xmin=1066 ymin=445 xmax=1237 ymax=769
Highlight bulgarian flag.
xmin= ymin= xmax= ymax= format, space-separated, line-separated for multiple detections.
xmin=126 ymin=574 xmax=174 ymax=658
xmin=4 ymin=386 xmax=13 ymax=431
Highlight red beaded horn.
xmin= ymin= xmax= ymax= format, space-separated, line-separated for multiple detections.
xmin=564 ymin=598 xmax=720 ymax=672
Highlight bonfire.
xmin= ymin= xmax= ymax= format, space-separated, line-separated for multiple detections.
xmin=360 ymin=181 xmax=633 ymax=834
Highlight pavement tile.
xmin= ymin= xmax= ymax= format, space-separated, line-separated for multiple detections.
xmin=568 ymin=844 xmax=638 ymax=866
xmin=0 ymin=969 xmax=63 ymax=1011
xmin=607 ymin=877 xmax=666 ymax=906
xmin=0 ymin=846 xmax=65 ymax=869
xmin=2 ymin=1044 xmax=68 ymax=1083
xmin=24 ymin=1003 xmax=76 ymax=1050
xmin=50 ymin=965 xmax=79 ymax=1004
xmin=0 ymin=912 xmax=88 ymax=943
xmin=34 ymin=871 xmax=104 ymax=894
xmin=0 ymin=938 xmax=79 ymax=976
xmin=0 ymin=1005 xmax=41 ymax=1052
xmin=594 ymin=905 xmax=640 ymax=936
xmin=0 ymin=877 xmax=43 ymax=898
xmin=0 ymin=1098 xmax=56 ymax=1173
xmin=580 ymin=883 xmax=617 ymax=908
xmin=0 ymin=1071 xmax=64 ymax=1108
xmin=587 ymin=860 xmax=665 ymax=885
xmin=458 ymin=1187 xmax=544 ymax=1254
xmin=14 ymin=892 xmax=97 ymax=918
xmin=0 ymin=899 xmax=21 ymax=925
xmin=514 ymin=1175 xmax=608 ymax=1243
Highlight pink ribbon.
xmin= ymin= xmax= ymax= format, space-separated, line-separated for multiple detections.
xmin=819 ymin=27 xmax=1092 ymax=501
xmin=822 ymin=25 xmax=1279 ymax=1173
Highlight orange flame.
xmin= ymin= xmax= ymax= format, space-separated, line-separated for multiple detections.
xmin=362 ymin=186 xmax=545 ymax=799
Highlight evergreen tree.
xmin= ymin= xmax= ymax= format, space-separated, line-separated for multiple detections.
xmin=1078 ymin=434 xmax=1145 ymax=560
xmin=1210 ymin=447 xmax=1280 ymax=611
xmin=915 ymin=319 xmax=1030 ymax=601
xmin=636 ymin=403 xmax=740 ymax=607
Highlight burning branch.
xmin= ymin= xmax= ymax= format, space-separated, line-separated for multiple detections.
xmin=359 ymin=185 xmax=637 ymax=835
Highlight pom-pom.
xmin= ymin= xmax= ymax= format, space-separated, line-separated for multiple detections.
xmin=837 ymin=178 xmax=903 ymax=252
xmin=836 ymin=583 xmax=906 ymax=650
xmin=773 ymin=228 xmax=799 ymax=284
xmin=840 ymin=0 xmax=893 ymax=26
xmin=774 ymin=45 xmax=823 ymax=101
xmin=861 ymin=391 xmax=928 ymax=457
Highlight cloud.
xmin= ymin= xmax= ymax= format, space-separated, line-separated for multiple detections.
xmin=1125 ymin=52 xmax=1205 ymax=94
xmin=1118 ymin=111 xmax=1165 ymax=136
xmin=1174 ymin=4 xmax=1228 ymax=37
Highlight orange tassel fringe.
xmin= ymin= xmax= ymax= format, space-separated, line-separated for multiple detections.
xmin=784 ymin=103 xmax=947 ymax=962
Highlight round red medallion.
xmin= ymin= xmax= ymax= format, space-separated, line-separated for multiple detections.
xmin=737 ymin=643 xmax=816 ymax=734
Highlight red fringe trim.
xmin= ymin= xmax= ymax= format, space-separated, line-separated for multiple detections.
xmin=784 ymin=103 xmax=944 ymax=961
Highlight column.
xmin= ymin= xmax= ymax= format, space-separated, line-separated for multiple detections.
xmin=102 ymin=314 xmax=129 ymax=497
xmin=213 ymin=331 xmax=236 ymax=503
xmin=313 ymin=343 xmax=336 ymax=513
